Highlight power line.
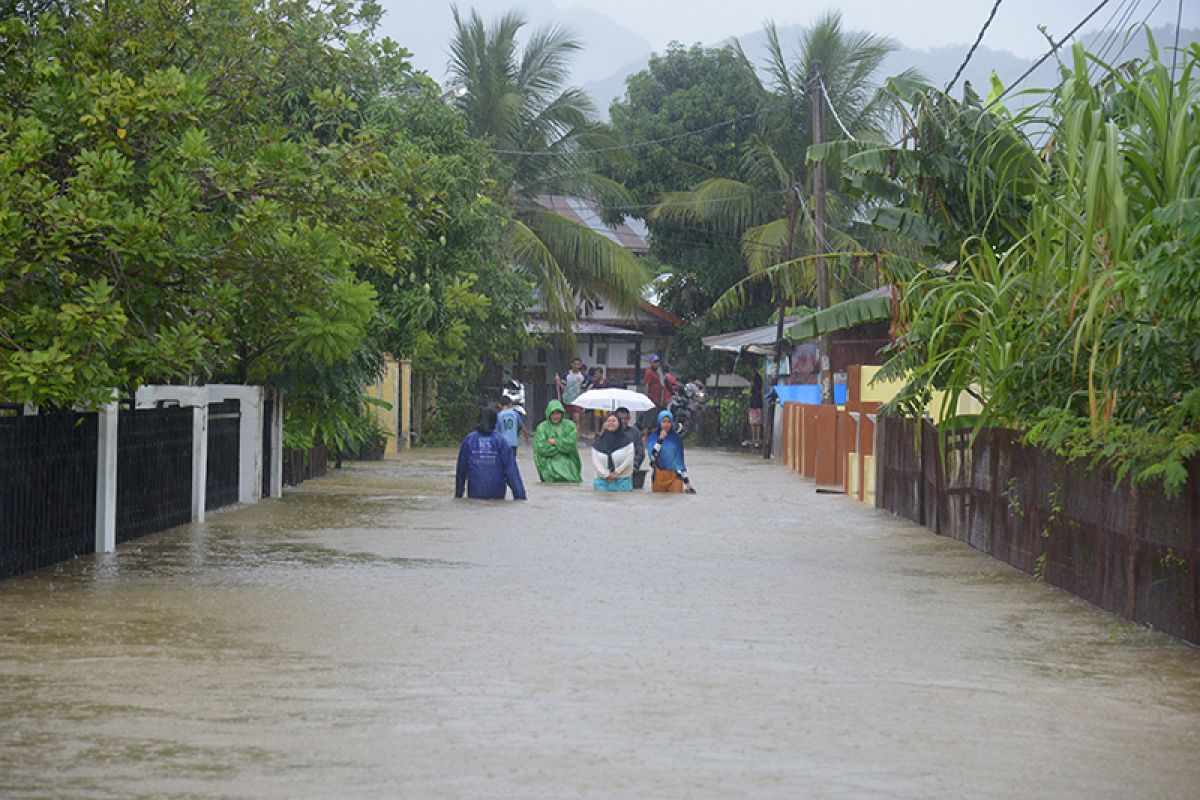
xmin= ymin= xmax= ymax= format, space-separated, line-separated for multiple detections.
xmin=1087 ymin=0 xmax=1143 ymax=80
xmin=946 ymin=0 xmax=1005 ymax=93
xmin=985 ymin=0 xmax=1117 ymax=110
xmin=1164 ymin=0 xmax=1185 ymax=161
xmin=516 ymin=186 xmax=794 ymax=215
xmin=818 ymin=74 xmax=858 ymax=141
xmin=488 ymin=106 xmax=775 ymax=157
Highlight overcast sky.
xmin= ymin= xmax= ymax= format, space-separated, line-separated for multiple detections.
xmin=381 ymin=0 xmax=1197 ymax=83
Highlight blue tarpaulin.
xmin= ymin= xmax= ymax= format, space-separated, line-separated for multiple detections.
xmin=772 ymin=383 xmax=847 ymax=405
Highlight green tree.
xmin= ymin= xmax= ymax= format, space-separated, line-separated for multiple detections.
xmin=447 ymin=6 xmax=650 ymax=333
xmin=605 ymin=43 xmax=767 ymax=374
xmin=652 ymin=12 xmax=908 ymax=328
xmin=0 ymin=0 xmax=398 ymax=404
xmin=868 ymin=37 xmax=1200 ymax=492
xmin=0 ymin=1 xmax=527 ymax=453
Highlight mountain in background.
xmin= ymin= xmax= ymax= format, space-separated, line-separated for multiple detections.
xmin=584 ymin=24 xmax=1199 ymax=117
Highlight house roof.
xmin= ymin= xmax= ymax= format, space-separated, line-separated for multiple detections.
xmin=526 ymin=320 xmax=643 ymax=337
xmin=639 ymin=301 xmax=683 ymax=327
xmin=534 ymin=195 xmax=649 ymax=253
xmin=701 ymin=317 xmax=804 ymax=356
xmin=701 ymin=286 xmax=895 ymax=355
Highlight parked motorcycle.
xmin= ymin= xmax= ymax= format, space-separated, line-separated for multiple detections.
xmin=501 ymin=376 xmax=527 ymax=417
xmin=667 ymin=379 xmax=707 ymax=439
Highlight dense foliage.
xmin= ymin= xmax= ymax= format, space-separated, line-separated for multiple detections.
xmin=605 ymin=43 xmax=766 ymax=375
xmin=447 ymin=6 xmax=649 ymax=334
xmin=0 ymin=0 xmax=526 ymax=451
xmin=851 ymin=37 xmax=1200 ymax=492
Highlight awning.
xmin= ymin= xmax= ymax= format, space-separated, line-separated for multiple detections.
xmin=700 ymin=317 xmax=802 ymax=356
xmin=700 ymin=286 xmax=894 ymax=355
xmin=786 ymin=286 xmax=893 ymax=342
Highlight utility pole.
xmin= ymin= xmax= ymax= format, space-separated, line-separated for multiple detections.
xmin=811 ymin=63 xmax=834 ymax=405
xmin=762 ymin=186 xmax=798 ymax=461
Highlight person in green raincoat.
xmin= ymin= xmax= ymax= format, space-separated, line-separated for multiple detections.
xmin=533 ymin=399 xmax=582 ymax=483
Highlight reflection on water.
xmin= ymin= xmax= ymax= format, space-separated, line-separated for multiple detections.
xmin=2 ymin=447 xmax=1199 ymax=798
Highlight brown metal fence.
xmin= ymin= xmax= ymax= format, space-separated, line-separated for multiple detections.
xmin=282 ymin=444 xmax=328 ymax=486
xmin=876 ymin=417 xmax=1200 ymax=645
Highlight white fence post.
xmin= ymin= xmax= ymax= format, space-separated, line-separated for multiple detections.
xmin=94 ymin=401 xmax=118 ymax=553
xmin=192 ymin=405 xmax=209 ymax=522
xmin=134 ymin=386 xmax=209 ymax=522
xmin=205 ymin=384 xmax=263 ymax=505
xmin=268 ymin=390 xmax=284 ymax=499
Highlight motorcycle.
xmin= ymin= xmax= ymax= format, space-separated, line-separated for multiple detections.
xmin=500 ymin=376 xmax=527 ymax=417
xmin=667 ymin=379 xmax=707 ymax=439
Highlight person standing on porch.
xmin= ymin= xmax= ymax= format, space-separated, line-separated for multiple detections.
xmin=582 ymin=366 xmax=612 ymax=438
xmin=641 ymin=353 xmax=673 ymax=431
xmin=748 ymin=370 xmax=764 ymax=449
xmin=555 ymin=357 xmax=587 ymax=431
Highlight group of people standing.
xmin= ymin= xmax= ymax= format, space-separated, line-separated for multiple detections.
xmin=455 ymin=397 xmax=695 ymax=500
xmin=554 ymin=357 xmax=616 ymax=437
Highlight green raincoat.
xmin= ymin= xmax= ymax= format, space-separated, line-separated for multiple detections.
xmin=533 ymin=399 xmax=582 ymax=483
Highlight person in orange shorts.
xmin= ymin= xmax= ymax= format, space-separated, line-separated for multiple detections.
xmin=646 ymin=409 xmax=696 ymax=494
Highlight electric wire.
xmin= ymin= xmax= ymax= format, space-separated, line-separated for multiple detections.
xmin=488 ymin=105 xmax=776 ymax=157
xmin=1164 ymin=0 xmax=1185 ymax=160
xmin=945 ymin=0 xmax=1005 ymax=93
xmin=985 ymin=0 xmax=1117 ymax=110
xmin=515 ymin=186 xmax=794 ymax=215
xmin=817 ymin=74 xmax=858 ymax=141
xmin=1087 ymin=0 xmax=1144 ymax=81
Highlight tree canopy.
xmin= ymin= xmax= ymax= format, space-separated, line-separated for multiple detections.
xmin=447 ymin=5 xmax=649 ymax=333
xmin=0 ymin=0 xmax=525 ymax=451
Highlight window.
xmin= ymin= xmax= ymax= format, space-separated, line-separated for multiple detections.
xmin=626 ymin=348 xmax=638 ymax=366
xmin=596 ymin=346 xmax=608 ymax=365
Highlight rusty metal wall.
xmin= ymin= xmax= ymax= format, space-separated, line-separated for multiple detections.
xmin=875 ymin=417 xmax=1200 ymax=645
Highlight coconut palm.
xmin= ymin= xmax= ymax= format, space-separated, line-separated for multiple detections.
xmin=652 ymin=11 xmax=914 ymax=315
xmin=447 ymin=6 xmax=649 ymax=332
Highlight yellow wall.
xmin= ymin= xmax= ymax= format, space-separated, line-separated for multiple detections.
xmin=859 ymin=365 xmax=983 ymax=422
xmin=365 ymin=356 xmax=401 ymax=454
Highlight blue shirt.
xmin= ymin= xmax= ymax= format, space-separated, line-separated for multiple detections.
xmin=496 ymin=407 xmax=523 ymax=449
xmin=455 ymin=431 xmax=527 ymax=500
xmin=647 ymin=429 xmax=687 ymax=472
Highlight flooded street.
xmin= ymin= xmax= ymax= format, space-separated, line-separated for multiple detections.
xmin=3 ymin=446 xmax=1200 ymax=798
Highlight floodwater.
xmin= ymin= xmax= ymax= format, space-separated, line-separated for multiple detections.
xmin=2 ymin=447 xmax=1199 ymax=799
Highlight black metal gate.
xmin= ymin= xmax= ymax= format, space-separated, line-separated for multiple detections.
xmin=0 ymin=412 xmax=98 ymax=580
xmin=206 ymin=399 xmax=240 ymax=511
xmin=116 ymin=407 xmax=193 ymax=543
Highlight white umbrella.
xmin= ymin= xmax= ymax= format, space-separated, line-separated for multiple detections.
xmin=572 ymin=387 xmax=656 ymax=412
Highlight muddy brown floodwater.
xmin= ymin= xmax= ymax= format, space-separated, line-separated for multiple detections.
xmin=2 ymin=446 xmax=1200 ymax=798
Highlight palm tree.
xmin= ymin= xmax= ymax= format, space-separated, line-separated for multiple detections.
xmin=447 ymin=6 xmax=649 ymax=332
xmin=652 ymin=11 xmax=914 ymax=312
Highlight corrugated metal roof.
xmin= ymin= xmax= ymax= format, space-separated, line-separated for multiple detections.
xmin=701 ymin=286 xmax=895 ymax=354
xmin=534 ymin=195 xmax=649 ymax=253
xmin=701 ymin=317 xmax=802 ymax=355
xmin=526 ymin=320 xmax=643 ymax=336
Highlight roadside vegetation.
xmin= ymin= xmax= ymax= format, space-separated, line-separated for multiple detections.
xmin=2 ymin=2 xmax=1194 ymax=486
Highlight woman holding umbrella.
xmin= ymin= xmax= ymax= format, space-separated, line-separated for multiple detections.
xmin=590 ymin=412 xmax=636 ymax=492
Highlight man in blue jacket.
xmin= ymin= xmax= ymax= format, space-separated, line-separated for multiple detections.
xmin=455 ymin=408 xmax=528 ymax=500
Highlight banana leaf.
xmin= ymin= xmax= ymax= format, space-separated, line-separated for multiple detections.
xmin=786 ymin=286 xmax=893 ymax=341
